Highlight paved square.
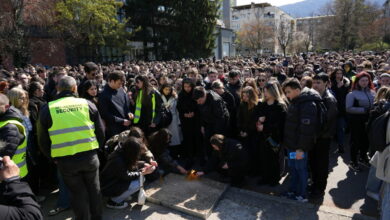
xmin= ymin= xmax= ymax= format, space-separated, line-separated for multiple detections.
xmin=145 ymin=174 xmax=229 ymax=219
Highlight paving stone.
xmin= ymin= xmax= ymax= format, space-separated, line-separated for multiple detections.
xmin=145 ymin=173 xmax=228 ymax=219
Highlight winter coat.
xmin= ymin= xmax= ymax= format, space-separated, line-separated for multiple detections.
xmin=98 ymin=84 xmax=131 ymax=138
xmin=330 ymin=77 xmax=350 ymax=116
xmin=282 ymin=88 xmax=322 ymax=152
xmin=370 ymin=115 xmax=390 ymax=183
xmin=226 ymin=81 xmax=242 ymax=107
xmin=320 ymin=89 xmax=338 ymax=138
xmin=237 ymin=102 xmax=257 ymax=136
xmin=219 ymin=138 xmax=248 ymax=171
xmin=100 ymin=150 xmax=144 ymax=197
xmin=0 ymin=178 xmax=43 ymax=220
xmin=177 ymin=90 xmax=199 ymax=130
xmin=161 ymin=95 xmax=182 ymax=146
xmin=346 ymin=88 xmax=375 ymax=115
xmin=0 ymin=106 xmax=25 ymax=158
xmin=197 ymin=91 xmax=230 ymax=136
xmin=254 ymin=101 xmax=287 ymax=143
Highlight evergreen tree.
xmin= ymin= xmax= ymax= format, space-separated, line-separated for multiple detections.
xmin=125 ymin=0 xmax=220 ymax=60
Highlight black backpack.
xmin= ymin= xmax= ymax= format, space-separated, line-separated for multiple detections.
xmin=368 ymin=110 xmax=390 ymax=152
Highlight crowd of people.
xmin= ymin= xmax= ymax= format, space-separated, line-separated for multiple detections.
xmin=0 ymin=51 xmax=390 ymax=220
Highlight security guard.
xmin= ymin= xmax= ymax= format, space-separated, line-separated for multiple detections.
xmin=37 ymin=76 xmax=105 ymax=220
xmin=0 ymin=93 xmax=28 ymax=179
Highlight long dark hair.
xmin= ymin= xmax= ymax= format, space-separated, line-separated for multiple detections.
xmin=80 ymin=80 xmax=97 ymax=98
xmin=148 ymin=128 xmax=171 ymax=157
xmin=135 ymin=75 xmax=152 ymax=103
xmin=128 ymin=126 xmax=149 ymax=154
xmin=119 ymin=137 xmax=142 ymax=170
xmin=329 ymin=67 xmax=344 ymax=83
xmin=179 ymin=78 xmax=195 ymax=97
xmin=160 ymin=83 xmax=175 ymax=99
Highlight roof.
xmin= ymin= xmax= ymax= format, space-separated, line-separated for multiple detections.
xmin=232 ymin=2 xmax=271 ymax=10
xmin=296 ymin=15 xmax=335 ymax=20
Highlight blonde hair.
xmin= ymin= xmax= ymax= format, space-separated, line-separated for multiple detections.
xmin=7 ymin=88 xmax=29 ymax=116
xmin=241 ymin=86 xmax=258 ymax=110
xmin=264 ymin=80 xmax=288 ymax=110
xmin=374 ymin=86 xmax=390 ymax=103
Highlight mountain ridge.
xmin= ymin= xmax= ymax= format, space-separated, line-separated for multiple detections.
xmin=279 ymin=0 xmax=386 ymax=18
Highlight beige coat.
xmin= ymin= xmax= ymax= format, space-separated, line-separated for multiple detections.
xmin=370 ymin=116 xmax=390 ymax=183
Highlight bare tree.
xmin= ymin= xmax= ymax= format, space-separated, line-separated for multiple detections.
xmin=318 ymin=0 xmax=381 ymax=50
xmin=0 ymin=0 xmax=55 ymax=67
xmin=277 ymin=19 xmax=293 ymax=57
xmin=236 ymin=19 xmax=274 ymax=56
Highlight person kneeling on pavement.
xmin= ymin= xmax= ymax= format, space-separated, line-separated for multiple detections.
xmin=197 ymin=134 xmax=248 ymax=187
xmin=148 ymin=129 xmax=188 ymax=176
xmin=100 ymin=137 xmax=155 ymax=209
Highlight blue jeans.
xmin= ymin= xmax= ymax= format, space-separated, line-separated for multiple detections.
xmin=57 ymin=169 xmax=70 ymax=209
xmin=111 ymin=180 xmax=141 ymax=203
xmin=336 ymin=116 xmax=346 ymax=146
xmin=288 ymin=150 xmax=308 ymax=198
xmin=381 ymin=182 xmax=390 ymax=220
xmin=366 ymin=166 xmax=382 ymax=194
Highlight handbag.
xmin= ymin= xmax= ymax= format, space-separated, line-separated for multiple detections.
xmin=137 ymin=174 xmax=146 ymax=205
xmin=158 ymin=106 xmax=173 ymax=128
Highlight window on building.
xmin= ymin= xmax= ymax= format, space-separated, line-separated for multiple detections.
xmin=264 ymin=12 xmax=275 ymax=18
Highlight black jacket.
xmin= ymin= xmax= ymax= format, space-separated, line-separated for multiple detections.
xmin=220 ymin=90 xmax=236 ymax=121
xmin=367 ymin=100 xmax=390 ymax=131
xmin=100 ymin=151 xmax=143 ymax=197
xmin=330 ymin=77 xmax=350 ymax=116
xmin=219 ymin=138 xmax=248 ymax=170
xmin=98 ymin=84 xmax=131 ymax=138
xmin=28 ymin=96 xmax=46 ymax=162
xmin=0 ymin=178 xmax=42 ymax=220
xmin=226 ymin=81 xmax=242 ymax=108
xmin=37 ymin=91 xmax=105 ymax=160
xmin=320 ymin=89 xmax=338 ymax=138
xmin=237 ymin=102 xmax=257 ymax=135
xmin=0 ymin=106 xmax=25 ymax=158
xmin=282 ymin=88 xmax=321 ymax=152
xmin=197 ymin=91 xmax=230 ymax=136
xmin=254 ymin=101 xmax=287 ymax=143
xmin=177 ymin=89 xmax=199 ymax=129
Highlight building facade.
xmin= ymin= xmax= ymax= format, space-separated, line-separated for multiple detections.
xmin=296 ymin=15 xmax=334 ymax=51
xmin=231 ymin=3 xmax=295 ymax=55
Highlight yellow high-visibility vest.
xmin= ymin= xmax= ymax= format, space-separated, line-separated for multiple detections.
xmin=133 ymin=90 xmax=156 ymax=124
xmin=48 ymin=97 xmax=98 ymax=158
xmin=0 ymin=120 xmax=28 ymax=178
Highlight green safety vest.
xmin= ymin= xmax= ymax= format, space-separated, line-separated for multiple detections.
xmin=133 ymin=90 xmax=156 ymax=124
xmin=0 ymin=120 xmax=28 ymax=178
xmin=48 ymin=97 xmax=98 ymax=158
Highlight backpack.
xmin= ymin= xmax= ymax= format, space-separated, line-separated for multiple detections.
xmin=368 ymin=110 xmax=390 ymax=152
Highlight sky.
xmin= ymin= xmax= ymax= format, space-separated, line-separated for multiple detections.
xmin=236 ymin=0 xmax=305 ymax=6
